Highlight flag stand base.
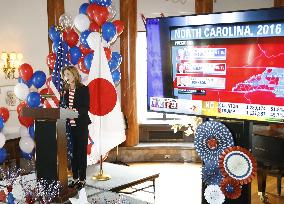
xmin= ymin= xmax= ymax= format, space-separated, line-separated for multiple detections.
xmin=92 ymin=169 xmax=111 ymax=181
xmin=92 ymin=155 xmax=111 ymax=181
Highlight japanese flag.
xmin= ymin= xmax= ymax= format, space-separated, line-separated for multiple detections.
xmin=86 ymin=32 xmax=125 ymax=165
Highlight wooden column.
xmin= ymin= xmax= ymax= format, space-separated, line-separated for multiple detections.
xmin=195 ymin=0 xmax=213 ymax=14
xmin=47 ymin=0 xmax=65 ymax=52
xmin=275 ymin=0 xmax=284 ymax=7
xmin=120 ymin=0 xmax=139 ymax=146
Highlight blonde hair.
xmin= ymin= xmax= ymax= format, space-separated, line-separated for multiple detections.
xmin=61 ymin=66 xmax=83 ymax=90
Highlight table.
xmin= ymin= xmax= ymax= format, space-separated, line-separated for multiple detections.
xmin=86 ymin=163 xmax=159 ymax=195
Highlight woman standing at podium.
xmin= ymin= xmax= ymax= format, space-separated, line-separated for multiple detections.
xmin=61 ymin=65 xmax=91 ymax=190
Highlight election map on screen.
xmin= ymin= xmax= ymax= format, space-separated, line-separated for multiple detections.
xmin=169 ymin=24 xmax=284 ymax=121
xmin=147 ymin=8 xmax=284 ymax=122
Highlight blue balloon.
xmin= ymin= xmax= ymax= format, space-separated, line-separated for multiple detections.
xmin=91 ymin=0 xmax=112 ymax=7
xmin=79 ymin=3 xmax=89 ymax=14
xmin=32 ymin=71 xmax=46 ymax=89
xmin=84 ymin=53 xmax=94 ymax=70
xmin=27 ymin=92 xmax=41 ymax=108
xmin=70 ymin=46 xmax=82 ymax=65
xmin=102 ymin=22 xmax=117 ymax=42
xmin=112 ymin=52 xmax=122 ymax=65
xmin=80 ymin=30 xmax=91 ymax=48
xmin=28 ymin=123 xmax=35 ymax=139
xmin=21 ymin=150 xmax=34 ymax=161
xmin=18 ymin=77 xmax=32 ymax=88
xmin=0 ymin=148 xmax=7 ymax=163
xmin=111 ymin=69 xmax=121 ymax=85
xmin=0 ymin=117 xmax=4 ymax=130
xmin=108 ymin=58 xmax=119 ymax=72
xmin=49 ymin=26 xmax=60 ymax=43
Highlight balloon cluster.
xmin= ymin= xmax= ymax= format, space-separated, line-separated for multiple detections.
xmin=0 ymin=107 xmax=10 ymax=164
xmin=47 ymin=0 xmax=124 ymax=85
xmin=14 ymin=64 xmax=47 ymax=157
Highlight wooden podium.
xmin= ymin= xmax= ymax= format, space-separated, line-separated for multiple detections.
xmin=21 ymin=107 xmax=78 ymax=202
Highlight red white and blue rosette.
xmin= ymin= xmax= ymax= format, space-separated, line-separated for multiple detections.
xmin=220 ymin=177 xmax=242 ymax=199
xmin=219 ymin=146 xmax=257 ymax=185
xmin=194 ymin=121 xmax=234 ymax=165
xmin=204 ymin=185 xmax=225 ymax=204
xmin=202 ymin=162 xmax=223 ymax=185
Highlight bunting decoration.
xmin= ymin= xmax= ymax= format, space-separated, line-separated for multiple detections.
xmin=204 ymin=185 xmax=225 ymax=204
xmin=219 ymin=146 xmax=257 ymax=185
xmin=194 ymin=121 xmax=234 ymax=165
xmin=220 ymin=177 xmax=242 ymax=200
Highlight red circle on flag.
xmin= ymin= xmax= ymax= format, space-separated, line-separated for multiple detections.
xmin=88 ymin=78 xmax=117 ymax=116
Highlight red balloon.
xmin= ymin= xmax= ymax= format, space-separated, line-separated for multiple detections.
xmin=88 ymin=78 xmax=117 ymax=116
xmin=18 ymin=115 xmax=34 ymax=128
xmin=18 ymin=63 xmax=33 ymax=81
xmin=65 ymin=29 xmax=79 ymax=48
xmin=89 ymin=22 xmax=100 ymax=32
xmin=78 ymin=57 xmax=90 ymax=74
xmin=79 ymin=44 xmax=93 ymax=56
xmin=86 ymin=4 xmax=109 ymax=26
xmin=0 ymin=107 xmax=9 ymax=122
xmin=104 ymin=47 xmax=111 ymax=61
xmin=46 ymin=53 xmax=56 ymax=70
xmin=17 ymin=101 xmax=28 ymax=114
xmin=113 ymin=20 xmax=124 ymax=35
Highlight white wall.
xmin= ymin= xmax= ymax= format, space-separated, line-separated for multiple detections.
xmin=138 ymin=0 xmax=195 ymax=31
xmin=0 ymin=0 xmax=49 ymax=82
xmin=0 ymin=0 xmax=48 ymax=135
xmin=213 ymin=0 xmax=273 ymax=12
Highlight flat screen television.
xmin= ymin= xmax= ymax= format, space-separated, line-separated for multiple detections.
xmin=146 ymin=7 xmax=284 ymax=123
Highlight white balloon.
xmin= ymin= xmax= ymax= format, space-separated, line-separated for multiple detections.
xmin=59 ymin=13 xmax=73 ymax=31
xmin=87 ymin=32 xmax=101 ymax=50
xmin=14 ymin=83 xmax=29 ymax=101
xmin=0 ymin=133 xmax=6 ymax=148
xmin=19 ymin=136 xmax=34 ymax=153
xmin=1 ymin=126 xmax=8 ymax=135
xmin=19 ymin=125 xmax=30 ymax=138
xmin=74 ymin=14 xmax=90 ymax=33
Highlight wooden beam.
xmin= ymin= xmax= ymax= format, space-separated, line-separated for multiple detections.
xmin=120 ymin=0 xmax=139 ymax=146
xmin=47 ymin=0 xmax=65 ymax=53
xmin=274 ymin=0 xmax=284 ymax=7
xmin=195 ymin=0 xmax=213 ymax=14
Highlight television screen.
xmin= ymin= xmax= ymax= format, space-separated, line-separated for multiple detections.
xmin=146 ymin=7 xmax=284 ymax=123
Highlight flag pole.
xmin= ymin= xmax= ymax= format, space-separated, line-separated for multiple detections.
xmin=92 ymin=35 xmax=111 ymax=181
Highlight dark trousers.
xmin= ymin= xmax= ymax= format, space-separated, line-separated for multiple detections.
xmin=70 ymin=125 xmax=88 ymax=181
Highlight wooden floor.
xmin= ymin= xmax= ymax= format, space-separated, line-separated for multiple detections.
xmin=128 ymin=162 xmax=284 ymax=204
